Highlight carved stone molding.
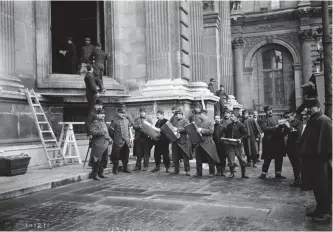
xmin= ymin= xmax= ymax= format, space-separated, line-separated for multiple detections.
xmin=203 ymin=1 xmax=215 ymax=12
xmin=299 ymin=29 xmax=313 ymax=43
xmin=243 ymin=67 xmax=253 ymax=75
xmin=266 ymin=35 xmax=275 ymax=44
xmin=203 ymin=12 xmax=220 ymax=28
xmin=292 ymin=63 xmax=302 ymax=71
xmin=232 ymin=37 xmax=244 ymax=49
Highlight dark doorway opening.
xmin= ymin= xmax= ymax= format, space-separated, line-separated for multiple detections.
xmin=51 ymin=1 xmax=105 ymax=74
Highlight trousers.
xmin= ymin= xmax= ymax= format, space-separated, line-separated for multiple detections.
xmin=262 ymin=157 xmax=283 ymax=173
xmin=92 ymin=148 xmax=108 ymax=172
xmin=154 ymin=143 xmax=170 ymax=168
xmin=196 ymin=146 xmax=215 ymax=175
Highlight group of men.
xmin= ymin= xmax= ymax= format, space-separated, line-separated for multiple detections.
xmin=84 ymin=95 xmax=332 ymax=222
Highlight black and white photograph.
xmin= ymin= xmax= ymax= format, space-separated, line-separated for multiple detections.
xmin=0 ymin=0 xmax=332 ymax=231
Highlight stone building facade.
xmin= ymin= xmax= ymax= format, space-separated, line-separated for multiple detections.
xmin=0 ymin=0 xmax=236 ymax=165
xmin=231 ymin=0 xmax=332 ymax=113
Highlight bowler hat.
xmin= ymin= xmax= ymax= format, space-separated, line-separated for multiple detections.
xmin=139 ymin=107 xmax=146 ymax=112
xmin=304 ymin=98 xmax=320 ymax=107
xmin=264 ymin=106 xmax=272 ymax=112
xmin=85 ymin=37 xmax=91 ymax=41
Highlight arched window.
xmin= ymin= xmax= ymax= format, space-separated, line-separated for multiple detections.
xmin=262 ymin=49 xmax=285 ymax=106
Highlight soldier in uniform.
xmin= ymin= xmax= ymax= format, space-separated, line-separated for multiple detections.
xmin=213 ymin=115 xmax=227 ymax=176
xmin=189 ymin=102 xmax=203 ymax=157
xmin=194 ymin=110 xmax=220 ymax=177
xmin=225 ymin=112 xmax=249 ymax=178
xmin=88 ymin=108 xmax=112 ymax=180
xmin=151 ymin=110 xmax=170 ymax=173
xmin=170 ymin=106 xmax=178 ymax=125
xmin=258 ymin=106 xmax=287 ymax=180
xmin=241 ymin=109 xmax=262 ymax=167
xmin=216 ymin=85 xmax=229 ymax=117
xmin=93 ymin=42 xmax=108 ymax=93
xmin=109 ymin=108 xmax=133 ymax=175
xmin=84 ymin=64 xmax=100 ymax=112
xmin=132 ymin=107 xmax=153 ymax=171
xmin=283 ymin=110 xmax=302 ymax=187
xmin=80 ymin=37 xmax=96 ymax=74
xmin=171 ymin=109 xmax=191 ymax=176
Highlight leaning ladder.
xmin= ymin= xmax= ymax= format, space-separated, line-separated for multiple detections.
xmin=24 ymin=89 xmax=66 ymax=169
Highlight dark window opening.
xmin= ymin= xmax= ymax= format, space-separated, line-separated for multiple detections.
xmin=51 ymin=1 xmax=105 ymax=74
xmin=63 ymin=105 xmax=90 ymax=134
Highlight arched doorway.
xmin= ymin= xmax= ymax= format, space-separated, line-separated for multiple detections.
xmin=251 ymin=44 xmax=295 ymax=112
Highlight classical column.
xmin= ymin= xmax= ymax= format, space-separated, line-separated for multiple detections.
xmin=219 ymin=0 xmax=233 ymax=95
xmin=203 ymin=7 xmax=221 ymax=86
xmin=299 ymin=29 xmax=313 ymax=84
xmin=232 ymin=37 xmax=244 ymax=105
xmin=189 ymin=1 xmax=204 ymax=82
xmin=0 ymin=1 xmax=23 ymax=93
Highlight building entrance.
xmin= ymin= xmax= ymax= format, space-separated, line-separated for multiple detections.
xmin=51 ymin=1 xmax=105 ymax=74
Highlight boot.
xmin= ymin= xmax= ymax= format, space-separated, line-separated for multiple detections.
xmin=151 ymin=165 xmax=160 ymax=172
xmin=252 ymin=162 xmax=257 ymax=168
xmin=215 ymin=166 xmax=221 ymax=176
xmin=246 ymin=161 xmax=252 ymax=167
xmin=194 ymin=173 xmax=202 ymax=177
xmin=228 ymin=166 xmax=235 ymax=178
xmin=290 ymin=177 xmax=301 ymax=187
xmin=123 ymin=162 xmax=132 ymax=173
xmin=165 ymin=166 xmax=169 ymax=173
xmin=92 ymin=171 xmax=100 ymax=180
xmin=170 ymin=164 xmax=179 ymax=175
xmin=221 ymin=167 xmax=226 ymax=177
xmin=98 ymin=169 xmax=108 ymax=178
xmin=275 ymin=173 xmax=286 ymax=179
xmin=142 ymin=156 xmax=149 ymax=171
xmin=241 ymin=166 xmax=249 ymax=179
xmin=185 ymin=171 xmax=191 ymax=176
xmin=133 ymin=166 xmax=141 ymax=171
xmin=258 ymin=173 xmax=267 ymax=180
xmin=112 ymin=162 xmax=119 ymax=175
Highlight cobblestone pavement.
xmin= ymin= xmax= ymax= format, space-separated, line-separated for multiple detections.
xmin=0 ymin=159 xmax=331 ymax=231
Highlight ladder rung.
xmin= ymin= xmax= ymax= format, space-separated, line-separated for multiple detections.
xmin=32 ymin=104 xmax=41 ymax=107
xmin=65 ymin=156 xmax=80 ymax=159
xmin=36 ymin=113 xmax=44 ymax=115
xmin=41 ymin=130 xmax=52 ymax=133
xmin=49 ymin=157 xmax=65 ymax=161
xmin=44 ymin=139 xmax=57 ymax=142
xmin=46 ymin=148 xmax=61 ymax=152
xmin=38 ymin=121 xmax=48 ymax=124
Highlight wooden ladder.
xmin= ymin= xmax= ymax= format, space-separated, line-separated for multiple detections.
xmin=24 ymin=89 xmax=66 ymax=169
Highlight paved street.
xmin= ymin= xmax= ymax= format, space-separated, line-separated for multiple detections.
xmin=0 ymin=159 xmax=331 ymax=231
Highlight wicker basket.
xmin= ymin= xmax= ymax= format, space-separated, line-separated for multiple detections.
xmin=0 ymin=153 xmax=31 ymax=176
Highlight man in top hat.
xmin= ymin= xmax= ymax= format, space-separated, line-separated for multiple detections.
xmin=194 ymin=109 xmax=220 ymax=177
xmin=87 ymin=108 xmax=112 ymax=180
xmin=132 ymin=107 xmax=153 ymax=171
xmin=299 ymin=98 xmax=332 ymax=221
xmin=80 ymin=37 xmax=96 ymax=74
xmin=151 ymin=110 xmax=170 ymax=173
xmin=171 ymin=109 xmax=191 ymax=176
xmin=258 ymin=106 xmax=287 ymax=180
xmin=93 ymin=42 xmax=108 ymax=93
xmin=282 ymin=110 xmax=302 ymax=187
xmin=241 ymin=109 xmax=262 ymax=168
xmin=225 ymin=112 xmax=249 ymax=178
xmin=213 ymin=115 xmax=227 ymax=176
xmin=109 ymin=108 xmax=133 ymax=174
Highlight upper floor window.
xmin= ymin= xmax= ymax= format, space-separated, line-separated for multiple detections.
xmin=270 ymin=0 xmax=280 ymax=9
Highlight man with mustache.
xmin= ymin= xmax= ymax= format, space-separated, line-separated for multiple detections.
xmin=258 ymin=106 xmax=287 ymax=180
xmin=299 ymin=98 xmax=332 ymax=222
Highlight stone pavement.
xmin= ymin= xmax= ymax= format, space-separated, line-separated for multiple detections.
xmin=0 ymin=158 xmax=331 ymax=231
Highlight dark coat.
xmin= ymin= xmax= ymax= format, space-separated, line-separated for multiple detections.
xmin=109 ymin=116 xmax=132 ymax=150
xmin=93 ymin=48 xmax=108 ymax=65
xmin=154 ymin=118 xmax=169 ymax=145
xmin=88 ymin=119 xmax=112 ymax=162
xmin=65 ymin=43 xmax=77 ymax=61
xmin=258 ymin=115 xmax=286 ymax=160
xmin=81 ymin=44 xmax=95 ymax=63
xmin=171 ymin=117 xmax=191 ymax=158
xmin=241 ymin=117 xmax=261 ymax=157
xmin=284 ymin=118 xmax=302 ymax=154
xmin=208 ymin=83 xmax=215 ymax=93
xmin=213 ymin=122 xmax=227 ymax=160
xmin=84 ymin=72 xmax=98 ymax=96
xmin=198 ymin=119 xmax=220 ymax=163
xmin=226 ymin=121 xmax=248 ymax=140
xmin=221 ymin=118 xmax=232 ymax=127
xmin=133 ymin=117 xmax=153 ymax=140
xmin=299 ymin=112 xmax=332 ymax=191
xmin=189 ymin=112 xmax=201 ymax=125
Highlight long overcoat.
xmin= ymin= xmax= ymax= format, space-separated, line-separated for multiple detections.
xmin=171 ymin=118 xmax=191 ymax=159
xmin=299 ymin=112 xmax=332 ymax=191
xmin=241 ymin=117 xmax=261 ymax=157
xmin=197 ymin=119 xmax=220 ymax=163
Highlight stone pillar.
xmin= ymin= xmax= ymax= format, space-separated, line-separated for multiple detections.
xmin=189 ymin=1 xmax=204 ymax=83
xmin=232 ymin=37 xmax=244 ymax=105
xmin=0 ymin=1 xmax=24 ymax=93
xmin=219 ymin=0 xmax=234 ymax=95
xmin=299 ymin=29 xmax=313 ymax=84
xmin=293 ymin=64 xmax=303 ymax=107
xmin=203 ymin=11 xmax=221 ymax=87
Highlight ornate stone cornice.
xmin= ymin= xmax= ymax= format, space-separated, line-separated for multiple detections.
xmin=232 ymin=37 xmax=244 ymax=49
xmin=203 ymin=1 xmax=215 ymax=12
xmin=203 ymin=12 xmax=220 ymax=28
xmin=299 ymin=29 xmax=313 ymax=42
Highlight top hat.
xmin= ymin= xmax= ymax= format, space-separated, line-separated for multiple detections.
xmin=303 ymin=98 xmax=320 ymax=107
xmin=264 ymin=105 xmax=272 ymax=112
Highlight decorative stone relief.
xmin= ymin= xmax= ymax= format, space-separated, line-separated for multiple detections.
xmin=276 ymin=32 xmax=301 ymax=53
xmin=203 ymin=1 xmax=215 ymax=12
xmin=232 ymin=37 xmax=244 ymax=49
xmin=240 ymin=22 xmax=297 ymax=34
xmin=231 ymin=25 xmax=242 ymax=34
xmin=242 ymin=36 xmax=266 ymax=57
xmin=299 ymin=29 xmax=313 ymax=42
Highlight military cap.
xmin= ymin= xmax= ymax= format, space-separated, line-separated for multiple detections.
xmin=117 ymin=108 xmax=125 ymax=113
xmin=263 ymin=105 xmax=272 ymax=112
xmin=156 ymin=110 xmax=164 ymax=115
xmin=96 ymin=108 xmax=105 ymax=114
xmin=95 ymin=99 xmax=104 ymax=105
xmin=85 ymin=37 xmax=91 ymax=41
xmin=139 ymin=107 xmax=146 ymax=112
xmin=175 ymin=109 xmax=183 ymax=115
xmin=304 ymin=98 xmax=320 ymax=107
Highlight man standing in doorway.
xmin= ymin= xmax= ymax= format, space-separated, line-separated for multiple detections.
xmin=216 ymin=85 xmax=229 ymax=116
xmin=80 ymin=37 xmax=95 ymax=74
